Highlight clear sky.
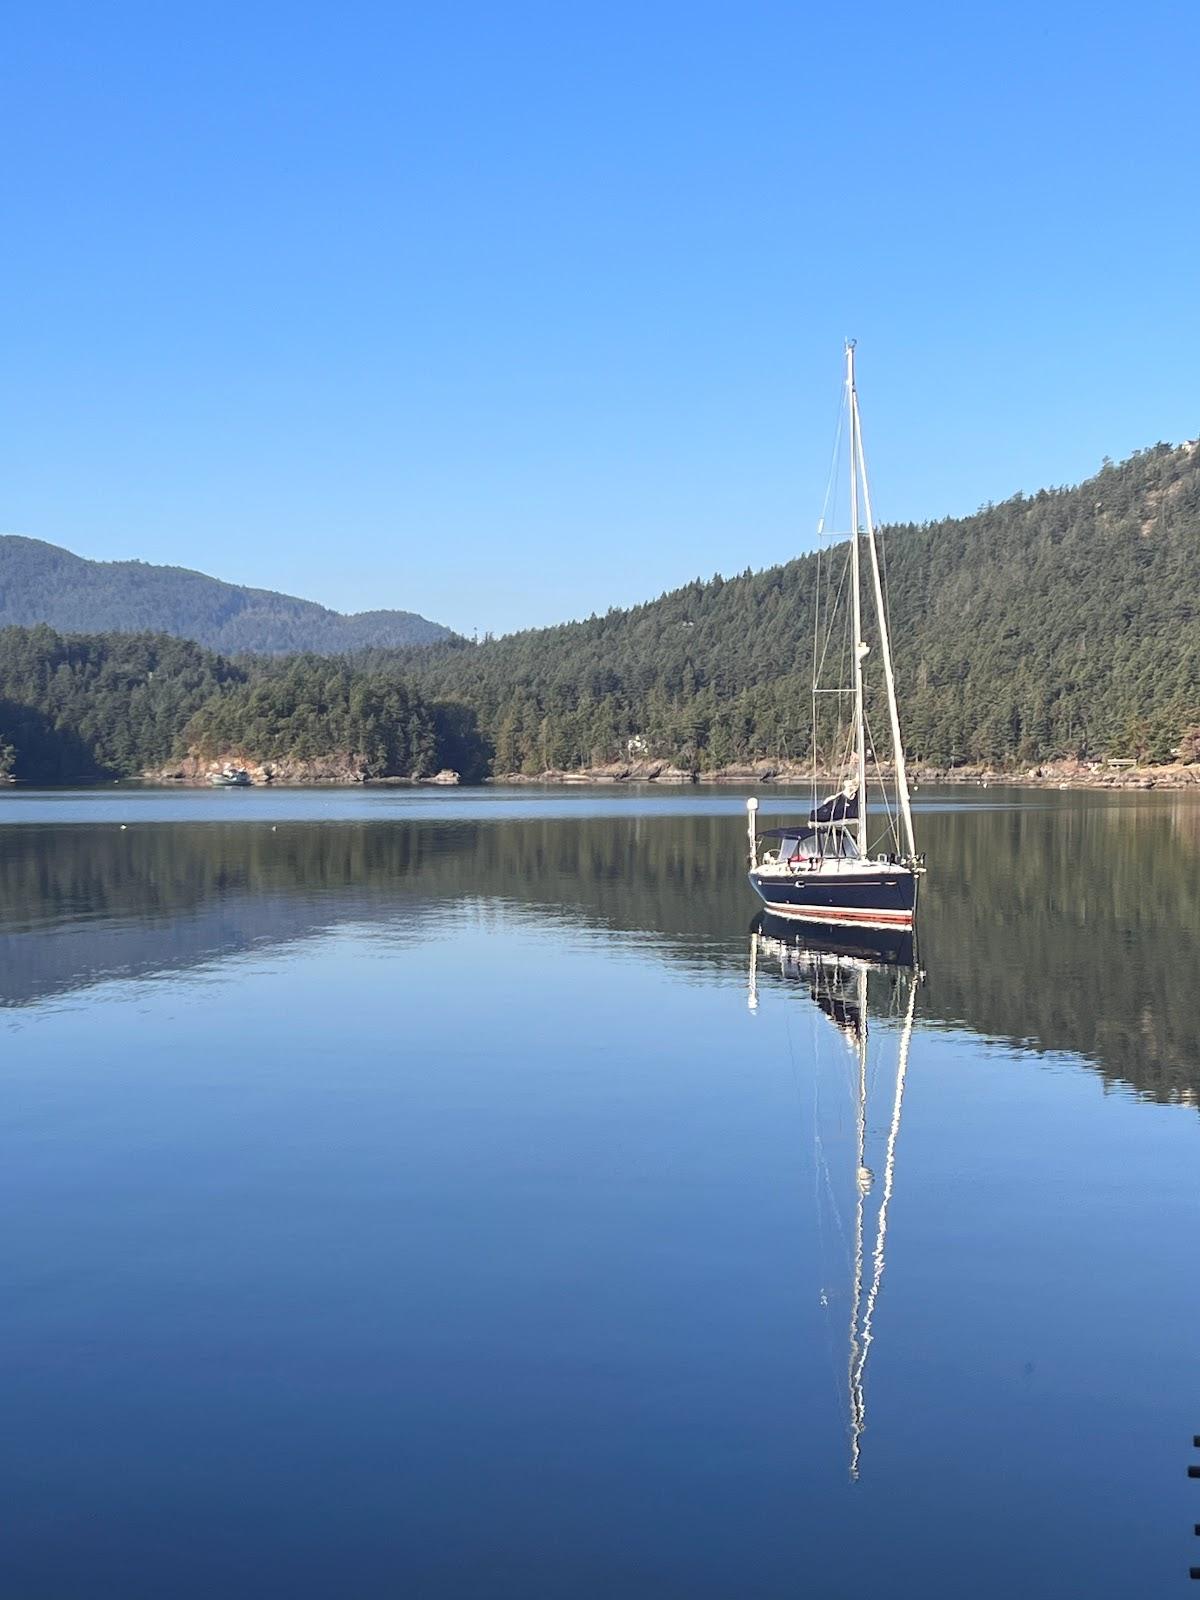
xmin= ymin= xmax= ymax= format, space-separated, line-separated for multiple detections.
xmin=3 ymin=1 xmax=1197 ymax=638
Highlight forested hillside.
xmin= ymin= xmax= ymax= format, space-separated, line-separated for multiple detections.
xmin=180 ymin=656 xmax=487 ymax=780
xmin=0 ymin=537 xmax=454 ymax=654
xmin=0 ymin=627 xmax=485 ymax=783
xmin=389 ymin=442 xmax=1200 ymax=771
xmin=0 ymin=628 xmax=238 ymax=782
xmin=1 ymin=443 xmax=1197 ymax=781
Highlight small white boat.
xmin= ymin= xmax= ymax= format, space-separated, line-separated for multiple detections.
xmin=209 ymin=767 xmax=251 ymax=787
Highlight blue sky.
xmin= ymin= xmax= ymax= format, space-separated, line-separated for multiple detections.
xmin=3 ymin=1 xmax=1197 ymax=637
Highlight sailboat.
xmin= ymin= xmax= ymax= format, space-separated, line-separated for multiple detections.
xmin=746 ymin=342 xmax=924 ymax=929
xmin=748 ymin=912 xmax=921 ymax=1478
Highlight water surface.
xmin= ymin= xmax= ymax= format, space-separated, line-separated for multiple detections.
xmin=2 ymin=785 xmax=1198 ymax=1597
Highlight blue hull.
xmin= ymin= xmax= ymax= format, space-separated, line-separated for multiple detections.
xmin=748 ymin=867 xmax=918 ymax=928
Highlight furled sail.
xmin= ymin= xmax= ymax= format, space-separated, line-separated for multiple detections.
xmin=810 ymin=784 xmax=859 ymax=826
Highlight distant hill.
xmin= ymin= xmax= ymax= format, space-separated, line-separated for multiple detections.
xmin=0 ymin=536 xmax=455 ymax=654
xmin=394 ymin=440 xmax=1200 ymax=770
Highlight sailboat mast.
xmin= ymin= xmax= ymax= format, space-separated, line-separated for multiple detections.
xmin=851 ymin=383 xmax=917 ymax=858
xmin=846 ymin=342 xmax=868 ymax=854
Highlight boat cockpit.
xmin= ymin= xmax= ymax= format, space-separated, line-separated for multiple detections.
xmin=759 ymin=825 xmax=861 ymax=866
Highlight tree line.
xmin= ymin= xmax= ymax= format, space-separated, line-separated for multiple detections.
xmin=0 ymin=626 xmax=489 ymax=783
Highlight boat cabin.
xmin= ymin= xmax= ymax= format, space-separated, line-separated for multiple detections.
xmin=760 ymin=824 xmax=861 ymax=865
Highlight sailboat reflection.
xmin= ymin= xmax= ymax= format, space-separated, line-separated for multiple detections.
xmin=748 ymin=910 xmax=922 ymax=1480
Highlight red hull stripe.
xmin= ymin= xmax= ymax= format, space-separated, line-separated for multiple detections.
xmin=762 ymin=901 xmax=914 ymax=928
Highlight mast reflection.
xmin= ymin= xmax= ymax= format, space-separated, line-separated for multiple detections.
xmin=748 ymin=911 xmax=922 ymax=1480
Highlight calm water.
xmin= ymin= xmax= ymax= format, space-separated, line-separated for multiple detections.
xmin=2 ymin=785 xmax=1198 ymax=1598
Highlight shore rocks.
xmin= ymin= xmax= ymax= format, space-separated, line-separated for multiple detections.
xmin=920 ymin=759 xmax=1199 ymax=791
xmin=152 ymin=753 xmax=471 ymax=787
xmin=494 ymin=757 xmax=1199 ymax=790
xmin=499 ymin=760 xmax=700 ymax=785
xmin=158 ymin=751 xmax=374 ymax=785
xmin=148 ymin=751 xmax=1199 ymax=791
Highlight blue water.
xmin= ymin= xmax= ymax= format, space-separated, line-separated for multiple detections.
xmin=1 ymin=786 xmax=1198 ymax=1597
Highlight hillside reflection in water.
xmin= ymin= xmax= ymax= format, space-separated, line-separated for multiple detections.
xmin=3 ymin=787 xmax=1197 ymax=1104
xmin=1 ymin=786 xmax=1198 ymax=1598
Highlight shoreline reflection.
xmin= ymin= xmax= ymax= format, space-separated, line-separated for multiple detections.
xmin=1 ymin=798 xmax=1197 ymax=1107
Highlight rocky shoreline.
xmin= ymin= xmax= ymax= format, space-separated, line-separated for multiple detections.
xmin=493 ymin=757 xmax=1200 ymax=791
xmin=144 ymin=753 xmax=1200 ymax=791
xmin=153 ymin=753 xmax=461 ymax=786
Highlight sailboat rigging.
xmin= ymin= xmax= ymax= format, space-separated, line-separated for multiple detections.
xmin=746 ymin=342 xmax=925 ymax=929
